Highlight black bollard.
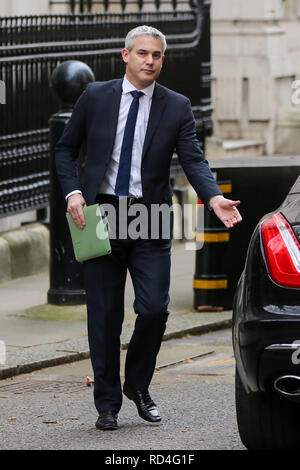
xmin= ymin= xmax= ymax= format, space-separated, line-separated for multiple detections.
xmin=47 ymin=60 xmax=95 ymax=305
xmin=193 ymin=181 xmax=232 ymax=311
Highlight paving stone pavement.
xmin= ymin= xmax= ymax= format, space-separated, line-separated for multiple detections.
xmin=0 ymin=241 xmax=233 ymax=379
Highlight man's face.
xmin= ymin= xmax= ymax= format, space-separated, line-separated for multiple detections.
xmin=122 ymin=35 xmax=165 ymax=89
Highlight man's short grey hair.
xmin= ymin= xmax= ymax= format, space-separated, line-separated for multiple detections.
xmin=125 ymin=25 xmax=167 ymax=54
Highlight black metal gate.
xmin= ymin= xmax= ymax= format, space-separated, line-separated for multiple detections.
xmin=0 ymin=0 xmax=212 ymax=218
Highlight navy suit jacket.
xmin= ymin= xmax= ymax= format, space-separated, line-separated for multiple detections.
xmin=55 ymin=79 xmax=221 ymax=207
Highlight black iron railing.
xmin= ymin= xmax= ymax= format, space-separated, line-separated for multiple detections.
xmin=0 ymin=0 xmax=212 ymax=217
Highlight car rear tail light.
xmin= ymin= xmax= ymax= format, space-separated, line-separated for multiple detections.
xmin=261 ymin=213 xmax=300 ymax=288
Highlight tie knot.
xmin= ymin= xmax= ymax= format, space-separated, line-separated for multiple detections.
xmin=130 ymin=90 xmax=143 ymax=100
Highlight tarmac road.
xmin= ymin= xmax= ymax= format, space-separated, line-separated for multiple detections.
xmin=0 ymin=329 xmax=244 ymax=450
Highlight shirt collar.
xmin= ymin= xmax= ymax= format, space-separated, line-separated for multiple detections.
xmin=122 ymin=75 xmax=155 ymax=99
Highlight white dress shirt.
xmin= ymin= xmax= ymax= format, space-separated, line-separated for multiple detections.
xmin=66 ymin=76 xmax=155 ymax=200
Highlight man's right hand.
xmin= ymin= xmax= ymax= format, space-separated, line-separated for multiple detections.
xmin=67 ymin=193 xmax=87 ymax=229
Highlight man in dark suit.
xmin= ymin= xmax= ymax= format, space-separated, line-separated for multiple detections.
xmin=55 ymin=25 xmax=242 ymax=431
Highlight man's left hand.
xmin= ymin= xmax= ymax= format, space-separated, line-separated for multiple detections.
xmin=209 ymin=195 xmax=242 ymax=228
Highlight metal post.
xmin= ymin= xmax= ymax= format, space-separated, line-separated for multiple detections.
xmin=47 ymin=60 xmax=95 ymax=305
xmin=193 ymin=181 xmax=232 ymax=311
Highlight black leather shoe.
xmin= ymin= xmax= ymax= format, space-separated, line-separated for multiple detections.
xmin=95 ymin=411 xmax=118 ymax=430
xmin=123 ymin=382 xmax=161 ymax=423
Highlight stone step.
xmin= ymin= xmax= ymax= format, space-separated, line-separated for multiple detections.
xmin=207 ymin=138 xmax=265 ymax=159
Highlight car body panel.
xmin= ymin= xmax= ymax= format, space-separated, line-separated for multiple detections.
xmin=233 ymin=175 xmax=300 ymax=394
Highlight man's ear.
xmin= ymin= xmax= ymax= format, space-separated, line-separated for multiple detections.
xmin=121 ymin=48 xmax=129 ymax=64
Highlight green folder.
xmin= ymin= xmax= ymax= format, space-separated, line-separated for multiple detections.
xmin=66 ymin=204 xmax=111 ymax=262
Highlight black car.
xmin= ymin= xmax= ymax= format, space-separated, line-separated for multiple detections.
xmin=233 ymin=175 xmax=300 ymax=450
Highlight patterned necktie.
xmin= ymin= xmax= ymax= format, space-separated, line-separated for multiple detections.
xmin=115 ymin=90 xmax=144 ymax=196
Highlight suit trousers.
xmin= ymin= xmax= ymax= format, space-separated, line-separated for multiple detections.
xmin=83 ymin=199 xmax=171 ymax=414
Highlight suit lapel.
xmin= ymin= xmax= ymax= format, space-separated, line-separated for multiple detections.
xmin=107 ymin=79 xmax=123 ymax=157
xmin=142 ymin=83 xmax=166 ymax=161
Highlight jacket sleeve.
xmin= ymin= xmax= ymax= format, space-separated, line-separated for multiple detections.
xmin=55 ymin=84 xmax=90 ymax=199
xmin=175 ymin=98 xmax=222 ymax=205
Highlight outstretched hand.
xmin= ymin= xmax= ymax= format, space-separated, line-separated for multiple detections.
xmin=209 ymin=195 xmax=242 ymax=228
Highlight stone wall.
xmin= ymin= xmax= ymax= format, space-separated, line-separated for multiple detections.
xmin=211 ymin=0 xmax=300 ymax=155
xmin=0 ymin=0 xmax=49 ymax=15
xmin=0 ymin=223 xmax=49 ymax=284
